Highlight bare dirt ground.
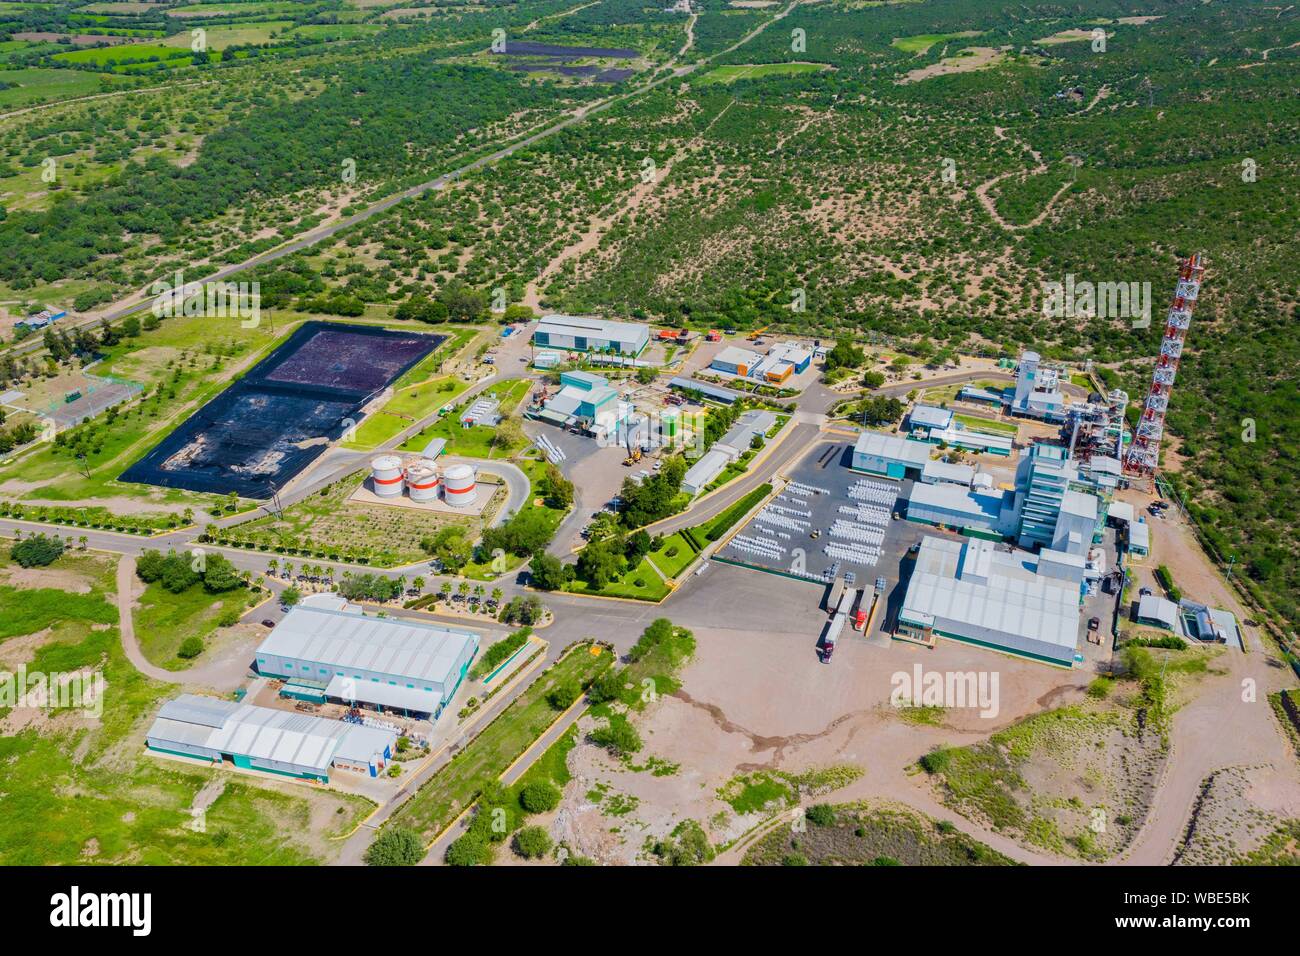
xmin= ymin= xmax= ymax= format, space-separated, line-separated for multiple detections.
xmin=898 ymin=47 xmax=1007 ymax=84
xmin=550 ymin=621 xmax=1096 ymax=865
xmin=1172 ymin=764 xmax=1300 ymax=864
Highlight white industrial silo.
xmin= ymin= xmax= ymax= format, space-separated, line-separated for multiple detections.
xmin=406 ymin=459 xmax=441 ymax=502
xmin=371 ymin=455 xmax=405 ymax=498
xmin=442 ymin=463 xmax=477 ymax=508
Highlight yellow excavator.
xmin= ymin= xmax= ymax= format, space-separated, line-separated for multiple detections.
xmin=623 ymin=447 xmax=642 ymax=466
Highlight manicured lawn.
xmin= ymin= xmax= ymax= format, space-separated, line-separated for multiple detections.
xmin=396 ymin=379 xmax=531 ymax=459
xmin=647 ymin=532 xmax=699 ymax=580
xmin=681 ymin=482 xmax=772 ymax=552
xmin=566 ymin=557 xmax=670 ymax=602
xmin=953 ymin=413 xmax=1018 ymax=436
xmin=460 ymin=456 xmax=569 ymax=581
xmin=348 ymin=411 xmax=412 ymax=449
xmin=389 ymin=642 xmax=613 ymax=843
xmin=133 ymin=580 xmax=256 ymax=670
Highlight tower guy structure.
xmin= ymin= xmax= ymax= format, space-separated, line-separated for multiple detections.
xmin=1124 ymin=252 xmax=1205 ymax=476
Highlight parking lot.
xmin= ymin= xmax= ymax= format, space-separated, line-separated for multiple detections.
xmin=716 ymin=441 xmax=930 ymax=597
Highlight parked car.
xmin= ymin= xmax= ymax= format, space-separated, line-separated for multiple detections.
xmin=1139 ymin=586 xmax=1152 ymax=597
xmin=1088 ymin=616 xmax=1100 ymax=632
xmin=261 ymin=619 xmax=276 ymax=628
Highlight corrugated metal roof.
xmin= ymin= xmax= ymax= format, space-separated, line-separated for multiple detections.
xmin=538 ymin=315 xmax=647 ymax=343
xmin=1138 ymin=594 xmax=1179 ymax=628
xmin=901 ymin=536 xmax=1079 ymax=655
xmin=157 ymin=694 xmax=239 ymax=729
xmin=854 ymin=430 xmax=931 ymax=466
xmin=147 ymin=694 xmax=396 ymax=771
xmin=257 ymin=606 xmax=476 ymax=687
xmin=910 ymin=404 xmax=954 ymax=429
xmin=921 ymin=459 xmax=975 ymax=484
xmin=712 ymin=345 xmax=762 ymax=369
xmin=326 ymin=675 xmax=442 ymax=714
xmin=683 ymin=449 xmax=730 ymax=490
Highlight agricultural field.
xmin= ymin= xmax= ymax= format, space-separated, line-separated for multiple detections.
xmin=0 ymin=67 xmax=114 ymax=107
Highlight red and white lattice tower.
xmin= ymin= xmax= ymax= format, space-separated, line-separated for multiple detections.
xmin=1124 ymin=253 xmax=1205 ymax=476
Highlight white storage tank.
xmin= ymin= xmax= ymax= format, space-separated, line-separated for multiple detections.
xmin=442 ymin=463 xmax=477 ymax=507
xmin=406 ymin=459 xmax=441 ymax=502
xmin=371 ymin=455 xmax=405 ymax=498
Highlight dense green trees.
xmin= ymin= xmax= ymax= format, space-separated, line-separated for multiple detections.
xmin=365 ymin=826 xmax=426 ymax=866
xmin=10 ymin=533 xmax=64 ymax=568
xmin=136 ymin=549 xmax=243 ymax=594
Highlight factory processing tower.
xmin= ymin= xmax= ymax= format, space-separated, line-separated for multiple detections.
xmin=1124 ymin=253 xmax=1206 ymax=477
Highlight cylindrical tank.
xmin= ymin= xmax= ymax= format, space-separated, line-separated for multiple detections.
xmin=406 ymin=459 xmax=441 ymax=502
xmin=442 ymin=463 xmax=477 ymax=507
xmin=661 ymin=407 xmax=679 ymax=437
xmin=371 ymin=455 xmax=405 ymax=498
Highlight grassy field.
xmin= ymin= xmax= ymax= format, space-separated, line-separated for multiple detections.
xmin=169 ymin=1 xmax=305 ymax=16
xmin=346 ymin=376 xmax=470 ymax=450
xmin=395 ymin=378 xmax=531 ymax=459
xmin=288 ymin=23 xmax=383 ymax=39
xmin=0 ymin=313 xmax=305 ymax=512
xmin=389 ymin=642 xmax=613 ymax=843
xmin=566 ymin=556 xmax=670 ymax=602
xmin=953 ymin=413 xmax=1018 ymax=436
xmin=0 ymin=549 xmax=372 ymax=864
xmin=890 ymin=31 xmax=984 ymax=54
xmin=133 ymin=579 xmax=257 ymax=669
xmin=0 ymin=68 xmax=111 ymax=108
xmin=646 ymin=531 xmax=698 ymax=579
xmin=53 ymin=44 xmax=196 ymax=66
xmin=160 ymin=20 xmax=294 ymax=49
xmin=695 ymin=62 xmax=829 ymax=85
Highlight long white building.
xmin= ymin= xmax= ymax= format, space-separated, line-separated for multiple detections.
xmin=146 ymin=694 xmax=396 ymax=782
xmin=896 ymin=536 xmax=1084 ymax=666
xmin=254 ymin=599 xmax=478 ymax=720
xmin=533 ymin=315 xmax=649 ymax=356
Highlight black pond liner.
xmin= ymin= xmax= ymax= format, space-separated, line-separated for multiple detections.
xmin=495 ymin=40 xmax=638 ymax=58
xmin=119 ymin=321 xmax=444 ymax=499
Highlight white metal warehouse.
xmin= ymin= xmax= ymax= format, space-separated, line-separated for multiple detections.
xmin=255 ymin=602 xmax=478 ymax=720
xmin=896 ymin=536 xmax=1084 ymax=666
xmin=146 ymin=694 xmax=396 ymax=782
xmin=532 ymin=315 xmax=650 ymax=356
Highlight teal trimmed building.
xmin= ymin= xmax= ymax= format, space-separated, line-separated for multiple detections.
xmin=255 ymin=597 xmax=478 ymax=721
xmin=146 ymin=694 xmax=397 ymax=782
